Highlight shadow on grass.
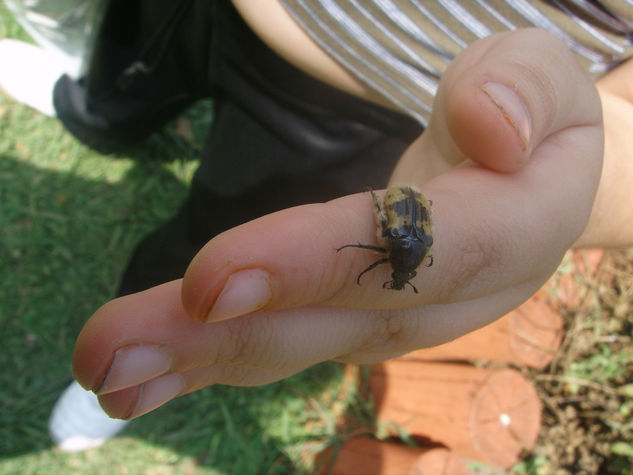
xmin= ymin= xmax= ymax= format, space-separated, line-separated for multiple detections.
xmin=0 ymin=148 xmax=188 ymax=450
xmin=0 ymin=121 xmax=356 ymax=474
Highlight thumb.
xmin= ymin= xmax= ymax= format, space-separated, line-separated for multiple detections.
xmin=430 ymin=28 xmax=601 ymax=173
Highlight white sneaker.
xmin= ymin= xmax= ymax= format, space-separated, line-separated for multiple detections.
xmin=48 ymin=381 xmax=129 ymax=452
xmin=0 ymin=38 xmax=74 ymax=116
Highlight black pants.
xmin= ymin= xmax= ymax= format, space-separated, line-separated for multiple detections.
xmin=53 ymin=0 xmax=423 ymax=296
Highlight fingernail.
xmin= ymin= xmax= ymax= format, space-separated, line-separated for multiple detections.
xmin=129 ymin=374 xmax=185 ymax=419
xmin=98 ymin=345 xmax=172 ymax=394
xmin=481 ymin=82 xmax=532 ymax=150
xmin=205 ymin=269 xmax=272 ymax=322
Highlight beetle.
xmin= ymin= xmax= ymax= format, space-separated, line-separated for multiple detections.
xmin=336 ymin=185 xmax=433 ymax=293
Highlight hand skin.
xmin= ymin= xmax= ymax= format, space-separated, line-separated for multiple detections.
xmin=576 ymin=59 xmax=633 ymax=248
xmin=72 ymin=29 xmax=605 ymax=420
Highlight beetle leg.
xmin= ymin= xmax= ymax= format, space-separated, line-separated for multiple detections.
xmin=425 ymin=254 xmax=434 ymax=267
xmin=356 ymin=257 xmax=390 ymax=285
xmin=336 ymin=243 xmax=387 ymax=253
xmin=405 ymin=271 xmax=419 ymax=293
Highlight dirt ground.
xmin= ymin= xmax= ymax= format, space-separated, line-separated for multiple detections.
xmin=528 ymin=248 xmax=633 ymax=474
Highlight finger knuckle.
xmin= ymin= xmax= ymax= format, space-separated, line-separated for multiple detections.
xmin=443 ymin=220 xmax=512 ymax=300
xmin=364 ymin=310 xmax=421 ymax=351
xmin=215 ymin=316 xmax=274 ymax=368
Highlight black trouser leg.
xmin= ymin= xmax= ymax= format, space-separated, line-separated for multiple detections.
xmin=52 ymin=1 xmax=423 ymax=296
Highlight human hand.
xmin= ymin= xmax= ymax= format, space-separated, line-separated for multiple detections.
xmin=72 ymin=29 xmax=603 ymax=419
xmin=574 ymin=57 xmax=633 ymax=248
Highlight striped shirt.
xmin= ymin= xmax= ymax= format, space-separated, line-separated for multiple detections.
xmin=281 ymin=0 xmax=633 ymax=125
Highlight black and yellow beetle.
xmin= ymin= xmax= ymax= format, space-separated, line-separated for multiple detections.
xmin=337 ymin=186 xmax=433 ymax=293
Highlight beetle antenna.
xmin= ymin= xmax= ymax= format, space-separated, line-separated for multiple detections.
xmin=407 ymin=281 xmax=419 ymax=293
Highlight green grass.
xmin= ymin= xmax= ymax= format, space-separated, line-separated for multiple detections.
xmin=0 ymin=6 xmax=356 ymax=474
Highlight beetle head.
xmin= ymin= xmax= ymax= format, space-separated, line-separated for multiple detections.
xmin=383 ymin=270 xmax=418 ymax=293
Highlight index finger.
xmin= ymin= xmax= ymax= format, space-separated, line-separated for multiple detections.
xmin=182 ymin=129 xmax=599 ymax=323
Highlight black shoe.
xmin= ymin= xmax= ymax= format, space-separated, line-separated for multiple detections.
xmin=53 ymin=0 xmax=212 ymax=154
xmin=53 ymin=74 xmax=196 ymax=153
